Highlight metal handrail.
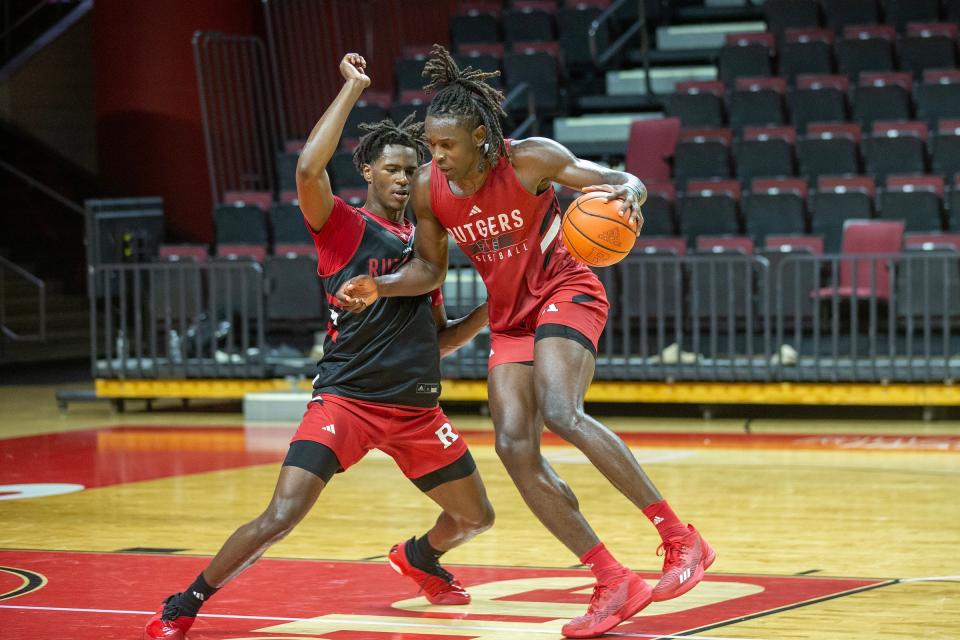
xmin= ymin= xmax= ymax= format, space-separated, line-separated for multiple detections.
xmin=0 ymin=255 xmax=46 ymax=343
xmin=260 ymin=0 xmax=289 ymax=145
xmin=589 ymin=0 xmax=652 ymax=95
xmin=0 ymin=0 xmax=50 ymax=42
xmin=502 ymin=82 xmax=540 ymax=138
xmin=0 ymin=159 xmax=84 ymax=216
xmin=192 ymin=31 xmax=280 ymax=205
xmin=1 ymin=0 xmax=77 ymax=65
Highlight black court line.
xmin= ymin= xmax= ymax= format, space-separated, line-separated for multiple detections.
xmin=672 ymin=579 xmax=899 ymax=638
xmin=794 ymin=569 xmax=821 ymax=575
xmin=115 ymin=547 xmax=189 ymax=554
xmin=0 ymin=566 xmax=46 ymax=601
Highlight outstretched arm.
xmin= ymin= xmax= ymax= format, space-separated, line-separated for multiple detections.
xmin=511 ymin=137 xmax=646 ymax=233
xmin=433 ymin=302 xmax=489 ymax=358
xmin=335 ymin=165 xmax=449 ymax=311
xmin=296 ymin=53 xmax=370 ymax=232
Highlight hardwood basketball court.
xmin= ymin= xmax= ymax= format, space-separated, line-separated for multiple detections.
xmin=0 ymin=384 xmax=958 ymax=639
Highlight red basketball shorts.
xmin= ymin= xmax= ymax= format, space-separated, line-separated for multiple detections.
xmin=487 ymin=284 xmax=609 ymax=370
xmin=291 ymin=393 xmax=470 ymax=480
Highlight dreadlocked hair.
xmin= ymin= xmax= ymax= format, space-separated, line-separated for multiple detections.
xmin=351 ymin=113 xmax=429 ymax=174
xmin=422 ymin=44 xmax=507 ymax=168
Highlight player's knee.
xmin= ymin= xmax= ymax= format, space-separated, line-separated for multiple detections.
xmin=457 ymin=498 xmax=495 ymax=536
xmin=259 ymin=514 xmax=295 ymax=541
xmin=540 ymin=403 xmax=586 ymax=440
xmin=472 ymin=499 xmax=496 ymax=533
xmin=494 ymin=430 xmax=537 ymax=467
xmin=258 ymin=502 xmax=305 ymax=540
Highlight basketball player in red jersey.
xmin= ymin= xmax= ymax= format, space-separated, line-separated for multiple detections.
xmin=337 ymin=46 xmax=714 ymax=639
xmin=144 ymin=54 xmax=493 ymax=640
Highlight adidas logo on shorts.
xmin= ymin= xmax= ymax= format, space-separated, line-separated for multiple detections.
xmin=322 ymin=424 xmax=336 ymax=434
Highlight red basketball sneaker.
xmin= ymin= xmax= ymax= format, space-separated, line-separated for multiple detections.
xmin=387 ymin=540 xmax=470 ymax=605
xmin=143 ymin=594 xmax=196 ymax=640
xmin=652 ymin=524 xmax=716 ymax=602
xmin=561 ymin=570 xmax=652 ymax=639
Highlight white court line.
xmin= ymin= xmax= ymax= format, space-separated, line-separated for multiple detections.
xmin=0 ymin=604 xmax=765 ymax=639
xmin=0 ymin=605 xmax=297 ymax=620
xmin=898 ymin=575 xmax=960 ymax=583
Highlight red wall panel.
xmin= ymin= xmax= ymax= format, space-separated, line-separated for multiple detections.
xmin=94 ymin=0 xmax=257 ymax=242
xmin=93 ymin=0 xmax=455 ymax=243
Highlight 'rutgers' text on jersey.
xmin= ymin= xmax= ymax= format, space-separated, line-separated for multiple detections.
xmin=430 ymin=140 xmax=606 ymax=333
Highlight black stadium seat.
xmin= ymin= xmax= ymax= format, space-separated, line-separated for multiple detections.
xmin=718 ymin=33 xmax=774 ymax=86
xmin=667 ymin=81 xmax=725 ymax=128
xmin=796 ymin=122 xmax=862 ymax=185
xmin=678 ymin=180 xmax=741 ymax=246
xmin=790 ymin=74 xmax=849 ymax=133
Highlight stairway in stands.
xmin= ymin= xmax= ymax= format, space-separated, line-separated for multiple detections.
xmin=1 ymin=0 xmax=101 ymax=366
xmin=556 ymin=0 xmax=765 ymax=158
xmin=0 ymin=270 xmax=90 ymax=366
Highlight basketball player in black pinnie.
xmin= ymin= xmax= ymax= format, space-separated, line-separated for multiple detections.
xmin=144 ymin=53 xmax=493 ymax=640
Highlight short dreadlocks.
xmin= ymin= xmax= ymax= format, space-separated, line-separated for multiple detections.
xmin=352 ymin=113 xmax=429 ymax=174
xmin=422 ymin=44 xmax=507 ymax=168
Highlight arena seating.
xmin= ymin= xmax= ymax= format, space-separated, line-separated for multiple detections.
xmin=174 ymin=0 xmax=960 ymax=382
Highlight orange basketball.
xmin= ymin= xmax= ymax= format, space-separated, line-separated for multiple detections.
xmin=560 ymin=192 xmax=638 ymax=267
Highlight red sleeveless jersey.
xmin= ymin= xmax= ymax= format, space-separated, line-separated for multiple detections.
xmin=430 ymin=141 xmax=605 ymax=333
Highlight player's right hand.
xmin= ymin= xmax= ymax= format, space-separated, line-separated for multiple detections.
xmin=340 ymin=53 xmax=371 ymax=89
xmin=336 ymin=275 xmax=379 ymax=313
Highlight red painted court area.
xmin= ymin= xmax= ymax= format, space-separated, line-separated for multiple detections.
xmin=0 ymin=550 xmax=889 ymax=639
xmin=0 ymin=427 xmax=288 ymax=488
xmin=2 ymin=425 xmax=957 ymax=491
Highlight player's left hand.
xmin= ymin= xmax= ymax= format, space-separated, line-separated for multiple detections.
xmin=582 ymin=183 xmax=645 ymax=235
xmin=335 ymin=275 xmax=379 ymax=313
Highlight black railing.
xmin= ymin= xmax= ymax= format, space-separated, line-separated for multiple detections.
xmin=90 ymin=253 xmax=960 ymax=383
xmin=0 ymin=255 xmax=46 ymax=345
xmin=0 ymin=159 xmax=84 ymax=216
xmin=90 ymin=261 xmax=267 ymax=379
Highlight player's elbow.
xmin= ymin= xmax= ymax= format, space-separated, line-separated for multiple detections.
xmin=296 ymin=153 xmax=326 ymax=182
xmin=296 ymin=161 xmax=321 ymax=182
xmin=426 ymin=261 xmax=447 ymax=290
xmin=432 ymin=270 xmax=447 ymax=291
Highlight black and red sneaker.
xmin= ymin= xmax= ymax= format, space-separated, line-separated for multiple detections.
xmin=388 ymin=539 xmax=470 ymax=605
xmin=143 ymin=593 xmax=196 ymax=640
